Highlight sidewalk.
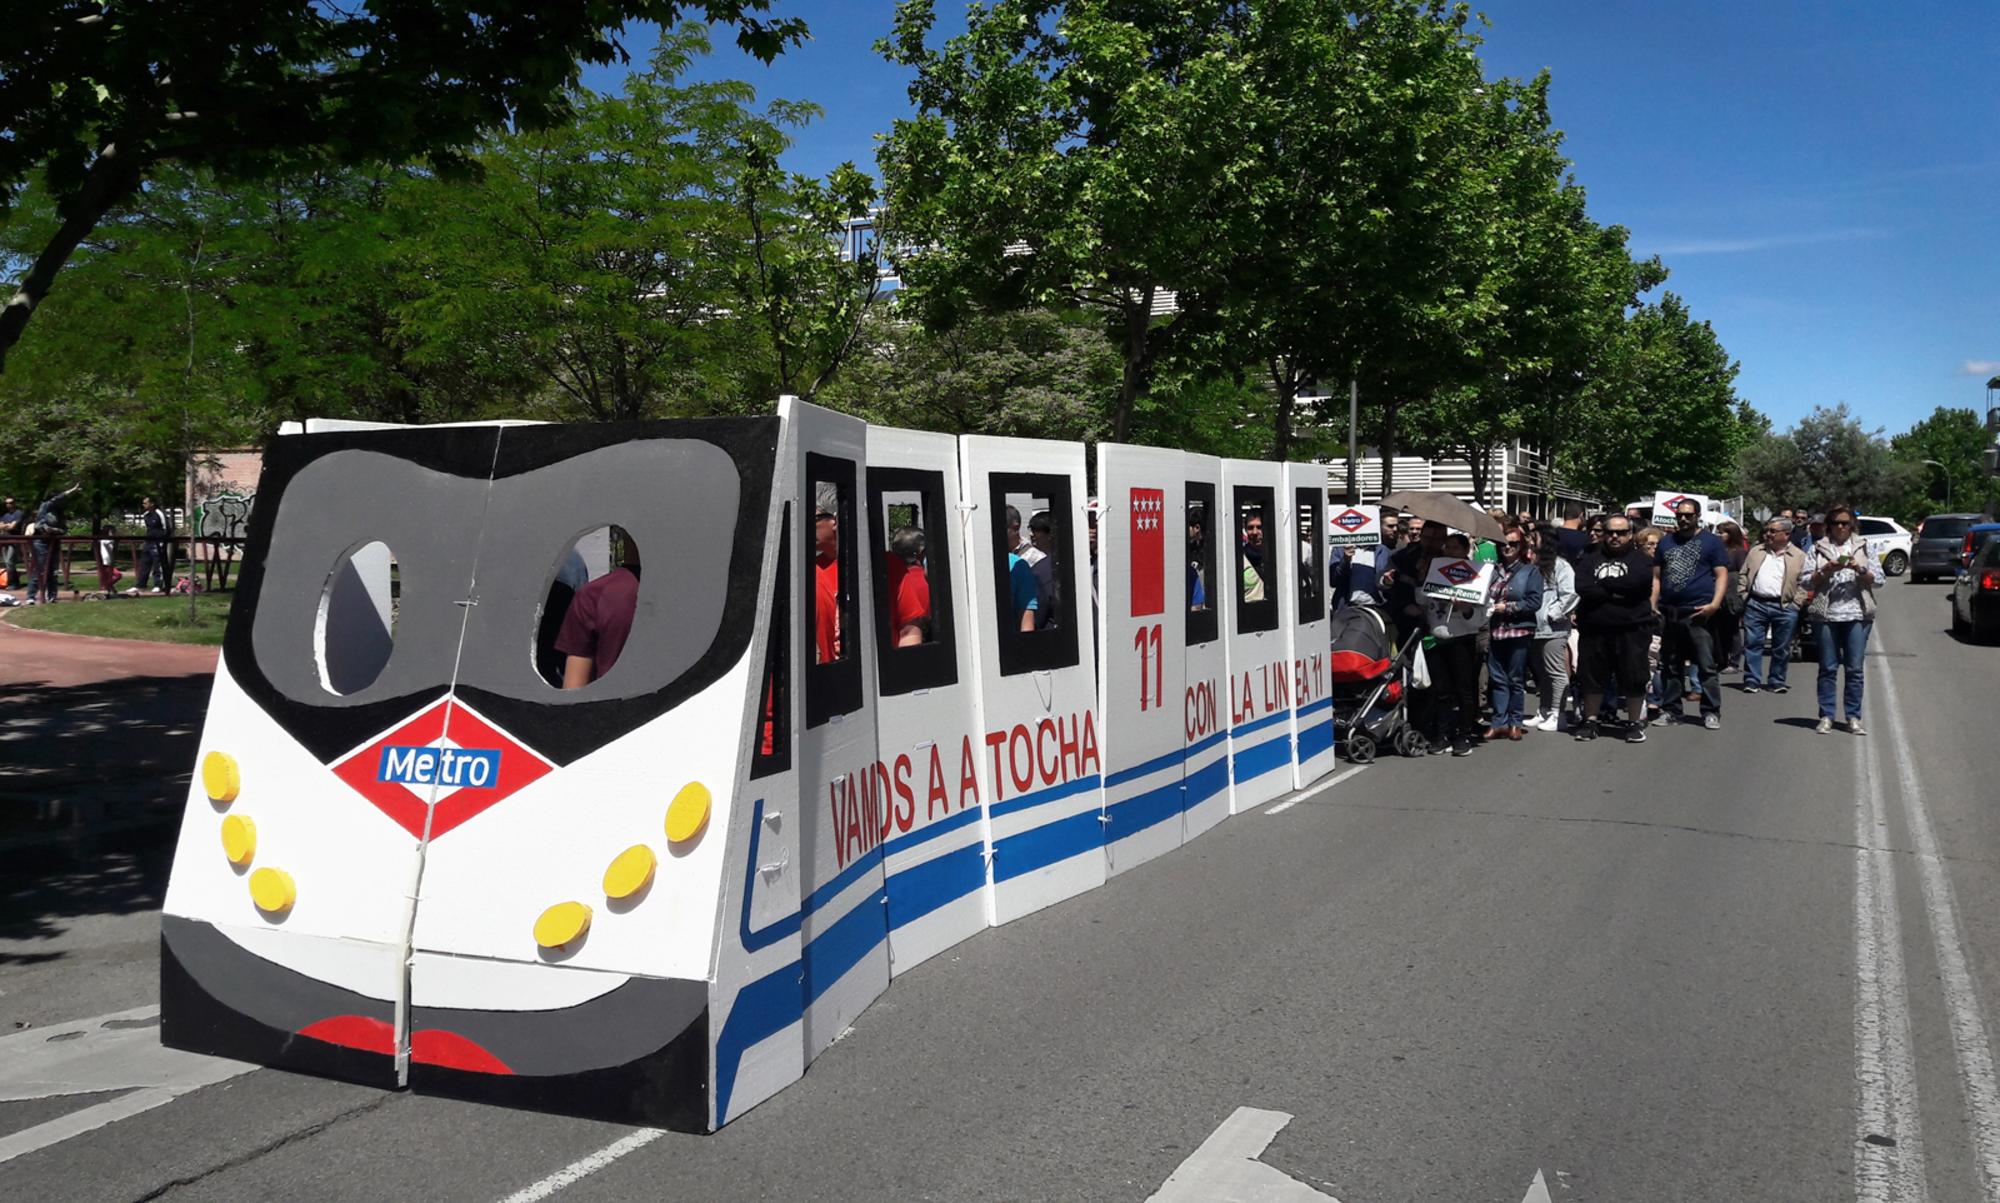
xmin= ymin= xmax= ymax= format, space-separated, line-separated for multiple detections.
xmin=1 ymin=618 xmax=218 ymax=852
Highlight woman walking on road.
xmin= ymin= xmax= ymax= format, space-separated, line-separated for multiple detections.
xmin=1803 ymin=505 xmax=1883 ymax=735
xmin=1715 ymin=521 xmax=1750 ymax=671
xmin=1530 ymin=536 xmax=1578 ymax=730
xmin=1485 ymin=529 xmax=1544 ymax=741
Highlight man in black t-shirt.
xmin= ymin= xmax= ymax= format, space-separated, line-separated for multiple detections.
xmin=1572 ymin=515 xmax=1657 ymax=743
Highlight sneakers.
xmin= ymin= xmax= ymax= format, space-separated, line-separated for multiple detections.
xmin=1815 ymin=717 xmax=1834 ymax=734
xmin=1741 ymin=683 xmax=1761 ymax=694
xmin=1451 ymin=739 xmax=1475 ymax=757
xmin=1650 ymin=710 xmax=1678 ymax=727
xmin=1702 ymin=713 xmax=1721 ymax=730
xmin=1427 ymin=739 xmax=1452 ymax=756
xmin=1770 ymin=684 xmax=1789 ymax=695
xmin=1532 ymin=711 xmax=1561 ymax=732
xmin=1624 ymin=724 xmax=1648 ymax=744
xmin=1574 ymin=720 xmax=1600 ymax=742
xmin=1847 ymin=719 xmax=1867 ymax=736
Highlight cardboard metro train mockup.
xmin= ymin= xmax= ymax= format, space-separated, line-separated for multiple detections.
xmin=159 ymin=398 xmax=1344 ymax=1131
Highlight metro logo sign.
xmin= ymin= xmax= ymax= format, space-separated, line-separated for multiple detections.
xmin=1438 ymin=560 xmax=1477 ymax=586
xmin=332 ymin=700 xmax=552 ymax=839
xmin=1333 ymin=508 xmax=1370 ymax=533
xmin=1129 ymin=487 xmax=1165 ymax=617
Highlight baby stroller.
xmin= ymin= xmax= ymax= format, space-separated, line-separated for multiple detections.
xmin=1329 ymin=604 xmax=1426 ymax=763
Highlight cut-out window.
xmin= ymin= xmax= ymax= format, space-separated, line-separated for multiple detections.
xmin=316 ymin=540 xmax=397 ymax=695
xmin=751 ymin=503 xmax=793 ymax=778
xmin=988 ymin=472 xmax=1079 ymax=676
xmin=805 ymin=454 xmax=862 ymax=727
xmin=1186 ymin=481 xmax=1218 ymax=647
xmin=543 ymin=525 xmax=641 ymax=690
xmin=1295 ymin=486 xmax=1324 ymax=624
xmin=1234 ymin=486 xmax=1279 ymax=634
xmin=868 ymin=467 xmax=959 ymax=696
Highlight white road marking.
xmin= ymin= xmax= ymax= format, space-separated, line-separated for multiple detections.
xmin=1854 ymin=731 xmax=1929 ymax=1201
xmin=1145 ymin=1106 xmax=1553 ymax=1202
xmin=1266 ymin=764 xmax=1368 ymax=815
xmin=0 ymin=1087 xmax=179 ymax=1165
xmin=0 ymin=1005 xmax=255 ymax=1165
xmin=1876 ymin=642 xmax=2000 ymax=1198
xmin=497 ymin=1127 xmax=667 ymax=1203
xmin=1146 ymin=1107 xmax=1336 ymax=1201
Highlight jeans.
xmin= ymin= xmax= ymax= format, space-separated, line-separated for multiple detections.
xmin=1488 ymin=636 xmax=1533 ymax=728
xmin=139 ymin=542 xmax=169 ymax=591
xmin=27 ymin=540 xmax=49 ymax=602
xmin=1816 ymin=619 xmax=1871 ymax=721
xmin=1533 ymin=634 xmax=1569 ymax=715
xmin=1660 ymin=610 xmax=1722 ymax=716
xmin=1740 ymin=598 xmax=1798 ymax=687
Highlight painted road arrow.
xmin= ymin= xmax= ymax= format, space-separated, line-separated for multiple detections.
xmin=1147 ymin=1106 xmax=1554 ymax=1203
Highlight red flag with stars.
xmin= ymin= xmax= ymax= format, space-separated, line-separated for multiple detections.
xmin=1129 ymin=487 xmax=1165 ymax=616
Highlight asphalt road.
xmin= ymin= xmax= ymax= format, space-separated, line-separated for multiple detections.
xmin=4 ymin=579 xmax=1996 ymax=1202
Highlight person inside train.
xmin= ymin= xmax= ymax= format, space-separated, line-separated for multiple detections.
xmin=814 ymin=500 xmax=842 ymax=663
xmin=556 ymin=527 xmax=641 ymax=688
xmin=1027 ymin=510 xmax=1061 ymax=628
xmin=1239 ymin=506 xmax=1267 ymax=603
xmin=884 ymin=524 xmax=932 ymax=647
xmin=1187 ymin=505 xmax=1208 ymax=609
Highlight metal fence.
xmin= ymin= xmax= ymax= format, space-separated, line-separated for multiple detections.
xmin=0 ymin=535 xmax=247 ymax=598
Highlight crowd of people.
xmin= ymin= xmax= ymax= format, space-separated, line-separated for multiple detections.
xmin=1 ymin=490 xmax=180 ymax=606
xmin=1333 ymin=496 xmax=1883 ymax=754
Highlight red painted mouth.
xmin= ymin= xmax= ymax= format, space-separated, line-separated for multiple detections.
xmin=298 ymin=1015 xmax=514 ymax=1075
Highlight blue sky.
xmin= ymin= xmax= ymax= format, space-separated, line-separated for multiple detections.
xmin=588 ymin=1 xmax=1997 ymax=437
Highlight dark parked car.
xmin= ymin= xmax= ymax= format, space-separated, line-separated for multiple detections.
xmin=1950 ymin=534 xmax=2000 ymax=642
xmin=1911 ymin=513 xmax=1981 ymax=582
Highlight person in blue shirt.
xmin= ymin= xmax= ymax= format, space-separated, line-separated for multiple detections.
xmin=1006 ymin=551 xmax=1039 ymax=632
xmin=1651 ymin=497 xmax=1729 ymax=728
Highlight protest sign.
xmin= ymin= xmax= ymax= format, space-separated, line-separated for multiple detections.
xmin=1421 ymin=556 xmax=1491 ymax=604
xmin=1326 ymin=504 xmax=1381 ymax=548
xmin=1651 ymin=490 xmax=1711 ymax=528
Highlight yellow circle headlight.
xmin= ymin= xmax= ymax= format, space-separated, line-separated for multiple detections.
xmin=249 ymin=867 xmax=295 ymax=914
xmin=602 ymin=845 xmax=657 ymax=899
xmin=665 ymin=782 xmax=711 ymax=845
xmin=202 ymin=751 xmax=241 ymax=804
xmin=220 ymin=815 xmax=257 ymax=866
xmin=534 ymin=901 xmax=592 ymax=948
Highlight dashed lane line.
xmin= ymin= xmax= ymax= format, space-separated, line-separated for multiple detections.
xmin=496 ymin=1127 xmax=667 ymax=1203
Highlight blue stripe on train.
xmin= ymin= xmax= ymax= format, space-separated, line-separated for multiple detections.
xmin=1231 ymin=728 xmax=1293 ymax=782
xmin=1295 ymin=714 xmax=1336 ymax=762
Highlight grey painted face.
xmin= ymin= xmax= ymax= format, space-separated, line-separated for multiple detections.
xmin=251 ymin=440 xmax=741 ymax=709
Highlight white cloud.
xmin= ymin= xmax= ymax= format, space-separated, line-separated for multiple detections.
xmin=1960 ymin=360 xmax=2000 ymax=376
xmin=1642 ymin=227 xmax=1890 ymax=256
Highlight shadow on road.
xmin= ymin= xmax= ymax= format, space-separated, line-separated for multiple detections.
xmin=1 ymin=672 xmax=201 ymax=962
xmin=1770 ymin=716 xmax=1824 ymax=730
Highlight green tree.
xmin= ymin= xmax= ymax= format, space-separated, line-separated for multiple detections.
xmin=877 ymin=0 xmax=1262 ymax=442
xmin=1889 ymin=406 xmax=2000 ymax=520
xmin=822 ymin=305 xmax=1120 ymax=444
xmin=1735 ymin=403 xmax=1917 ymax=516
xmin=0 ymin=1 xmax=806 ymax=367
xmin=1555 ymin=294 xmax=1753 ymax=504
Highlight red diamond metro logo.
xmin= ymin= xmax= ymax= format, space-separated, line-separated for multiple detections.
xmin=330 ymin=699 xmax=553 ymax=840
xmin=1333 ymin=508 xmax=1371 ymax=532
xmin=1439 ymin=560 xmax=1477 ymax=586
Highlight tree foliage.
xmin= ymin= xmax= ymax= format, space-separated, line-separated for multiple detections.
xmin=1736 ymin=403 xmax=1918 ymax=516
xmin=1887 ymin=406 xmax=2000 ymax=521
xmin=0 ymin=1 xmax=808 ymax=365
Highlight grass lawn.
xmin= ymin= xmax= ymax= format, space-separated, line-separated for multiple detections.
xmin=4 ymin=592 xmax=235 ymax=645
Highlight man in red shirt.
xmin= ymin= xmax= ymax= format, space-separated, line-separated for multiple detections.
xmin=883 ymin=525 xmax=931 ymax=646
xmin=556 ymin=532 xmax=640 ymax=688
xmin=814 ymin=505 xmax=842 ymax=663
